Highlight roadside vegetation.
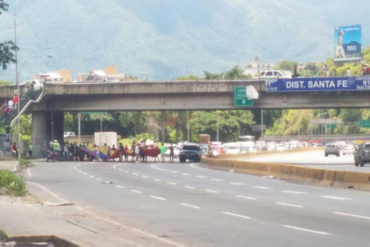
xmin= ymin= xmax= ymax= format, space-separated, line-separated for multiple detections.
xmin=0 ymin=170 xmax=26 ymax=196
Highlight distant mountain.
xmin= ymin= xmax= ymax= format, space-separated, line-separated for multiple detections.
xmin=0 ymin=0 xmax=369 ymax=82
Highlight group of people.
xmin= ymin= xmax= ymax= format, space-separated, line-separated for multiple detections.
xmin=47 ymin=139 xmax=176 ymax=163
xmin=321 ymin=64 xmax=370 ymax=77
xmin=2 ymin=94 xmax=19 ymax=116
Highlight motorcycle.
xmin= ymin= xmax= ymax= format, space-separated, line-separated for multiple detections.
xmin=46 ymin=150 xmax=61 ymax=162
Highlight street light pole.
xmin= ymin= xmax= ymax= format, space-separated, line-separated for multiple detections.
xmin=15 ymin=55 xmax=53 ymax=159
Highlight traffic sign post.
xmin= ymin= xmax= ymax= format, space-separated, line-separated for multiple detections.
xmin=359 ymin=120 xmax=370 ymax=128
xmin=234 ymin=86 xmax=253 ymax=107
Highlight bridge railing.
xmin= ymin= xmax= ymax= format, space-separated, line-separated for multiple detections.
xmin=0 ymin=86 xmax=45 ymax=129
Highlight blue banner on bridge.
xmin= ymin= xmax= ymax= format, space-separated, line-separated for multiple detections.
xmin=265 ymin=76 xmax=370 ymax=92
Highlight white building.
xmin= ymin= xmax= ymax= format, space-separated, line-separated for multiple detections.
xmin=242 ymin=56 xmax=274 ymax=78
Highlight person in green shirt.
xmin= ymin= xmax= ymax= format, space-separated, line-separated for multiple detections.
xmin=160 ymin=144 xmax=166 ymax=162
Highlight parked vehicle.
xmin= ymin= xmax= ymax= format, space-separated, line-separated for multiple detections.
xmin=354 ymin=143 xmax=370 ymax=166
xmin=325 ymin=143 xmax=340 ymax=157
xmin=179 ymin=144 xmax=202 ymax=162
xmin=258 ymin=70 xmax=291 ymax=79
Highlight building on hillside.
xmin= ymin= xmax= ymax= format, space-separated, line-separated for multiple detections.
xmin=58 ymin=69 xmax=72 ymax=82
xmin=242 ymin=55 xmax=274 ymax=78
xmin=34 ymin=72 xmax=63 ymax=83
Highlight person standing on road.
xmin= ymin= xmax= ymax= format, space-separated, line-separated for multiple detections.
xmin=160 ymin=144 xmax=166 ymax=162
xmin=135 ymin=144 xmax=140 ymax=162
xmin=169 ymin=144 xmax=174 ymax=163
xmin=118 ymin=143 xmax=123 ymax=162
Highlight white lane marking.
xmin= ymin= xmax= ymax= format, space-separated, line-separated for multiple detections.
xmin=116 ymin=185 xmax=126 ymax=189
xmin=133 ymin=172 xmax=139 ymax=176
xmin=253 ymin=186 xmax=272 ymax=190
xmin=184 ymin=185 xmax=195 ymax=190
xmin=142 ymin=175 xmax=149 ymax=179
xmin=282 ymin=190 xmax=307 ymax=195
xmin=334 ymin=212 xmax=370 ymax=220
xmin=96 ymin=178 xmax=103 ymax=181
xmin=150 ymin=195 xmax=166 ymax=201
xmin=276 ymin=202 xmax=304 ymax=208
xmin=283 ymin=225 xmax=331 ymax=235
xmin=230 ymin=182 xmax=244 ymax=186
xmin=130 ymin=189 xmax=143 ymax=194
xmin=154 ymin=178 xmax=162 ymax=182
xmin=27 ymin=168 xmax=32 ymax=178
xmin=222 ymin=212 xmax=251 ymax=220
xmin=321 ymin=195 xmax=352 ymax=201
xmin=236 ymin=195 xmax=257 ymax=201
xmin=167 ymin=181 xmax=176 ymax=185
xmin=179 ymin=203 xmax=201 ymax=209
xmin=205 ymin=189 xmax=220 ymax=194
xmin=27 ymin=182 xmax=69 ymax=204
xmin=182 ymin=173 xmax=189 ymax=176
xmin=211 ymin=178 xmax=224 ymax=182
xmin=89 ymin=175 xmax=95 ymax=179
xmin=83 ymin=172 xmax=88 ymax=176
xmin=196 ymin=175 xmax=208 ymax=179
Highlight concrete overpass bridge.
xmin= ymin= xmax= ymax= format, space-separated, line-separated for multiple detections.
xmin=0 ymin=79 xmax=369 ymax=156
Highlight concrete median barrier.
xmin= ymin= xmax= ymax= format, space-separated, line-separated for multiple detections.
xmin=0 ymin=228 xmax=80 ymax=247
xmin=201 ymin=156 xmax=370 ymax=191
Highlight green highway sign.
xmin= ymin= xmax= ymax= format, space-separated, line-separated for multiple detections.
xmin=359 ymin=120 xmax=370 ymax=128
xmin=326 ymin=123 xmax=337 ymax=129
xmin=234 ymin=86 xmax=253 ymax=107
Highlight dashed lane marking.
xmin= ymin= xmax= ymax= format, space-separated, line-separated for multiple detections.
xmin=205 ymin=189 xmax=220 ymax=194
xmin=236 ymin=195 xmax=257 ymax=201
xmin=89 ymin=175 xmax=95 ymax=179
xmin=222 ymin=212 xmax=251 ymax=220
xmin=196 ymin=175 xmax=208 ymax=179
xmin=182 ymin=173 xmax=189 ymax=176
xmin=334 ymin=212 xmax=370 ymax=220
xmin=167 ymin=181 xmax=176 ymax=185
xmin=276 ymin=202 xmax=304 ymax=208
xmin=184 ymin=186 xmax=195 ymax=190
xmin=282 ymin=190 xmax=307 ymax=195
xmin=150 ymin=195 xmax=166 ymax=201
xmin=142 ymin=175 xmax=149 ymax=179
xmin=130 ymin=189 xmax=143 ymax=194
xmin=283 ymin=225 xmax=331 ymax=235
xmin=179 ymin=203 xmax=201 ymax=209
xmin=230 ymin=182 xmax=244 ymax=186
xmin=321 ymin=195 xmax=352 ymax=201
xmin=253 ymin=186 xmax=272 ymax=190
xmin=211 ymin=178 xmax=225 ymax=182
xmin=116 ymin=185 xmax=126 ymax=189
xmin=154 ymin=178 xmax=162 ymax=182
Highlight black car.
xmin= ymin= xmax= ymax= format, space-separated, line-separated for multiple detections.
xmin=354 ymin=143 xmax=370 ymax=166
xmin=179 ymin=144 xmax=202 ymax=162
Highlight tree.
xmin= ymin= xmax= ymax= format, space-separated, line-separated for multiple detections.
xmin=0 ymin=0 xmax=18 ymax=70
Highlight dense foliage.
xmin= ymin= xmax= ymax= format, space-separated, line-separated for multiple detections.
xmin=0 ymin=1 xmax=18 ymax=70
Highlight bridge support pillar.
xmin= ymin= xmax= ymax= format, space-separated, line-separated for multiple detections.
xmin=32 ymin=111 xmax=64 ymax=158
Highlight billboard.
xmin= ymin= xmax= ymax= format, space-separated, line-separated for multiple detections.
xmin=334 ymin=25 xmax=362 ymax=62
xmin=265 ymin=76 xmax=370 ymax=92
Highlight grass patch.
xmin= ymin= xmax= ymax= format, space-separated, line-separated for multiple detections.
xmin=0 ymin=170 xmax=26 ymax=196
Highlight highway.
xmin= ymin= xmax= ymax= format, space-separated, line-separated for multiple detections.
xmin=244 ymin=150 xmax=370 ymax=172
xmin=26 ymin=157 xmax=370 ymax=247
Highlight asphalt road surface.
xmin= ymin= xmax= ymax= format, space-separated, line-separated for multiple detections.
xmin=244 ymin=150 xmax=370 ymax=172
xmin=26 ymin=158 xmax=370 ymax=247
